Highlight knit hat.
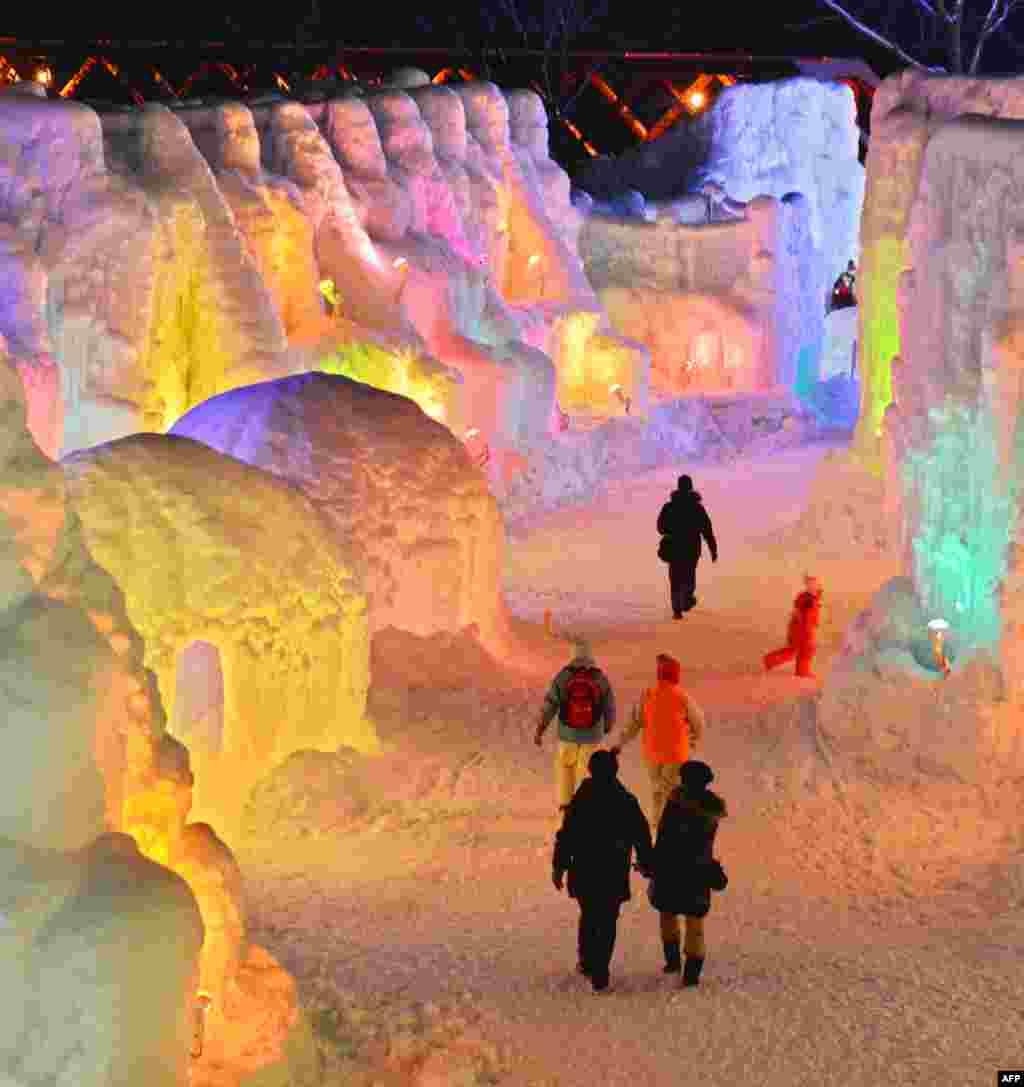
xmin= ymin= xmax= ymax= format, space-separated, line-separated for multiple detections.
xmin=680 ymin=760 xmax=714 ymax=790
xmin=589 ymin=748 xmax=619 ymax=780
xmin=677 ymin=474 xmax=693 ymax=492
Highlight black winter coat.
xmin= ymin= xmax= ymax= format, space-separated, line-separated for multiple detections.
xmin=657 ymin=490 xmax=718 ymax=562
xmin=553 ymin=777 xmax=654 ymax=904
xmin=651 ymin=786 xmax=728 ymax=918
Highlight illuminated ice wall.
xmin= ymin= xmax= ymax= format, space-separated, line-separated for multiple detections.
xmin=580 ymin=191 xmax=819 ymax=397
xmin=0 ymin=79 xmax=646 ymax=472
xmin=62 ymin=431 xmax=375 ymax=832
xmin=883 ymin=112 xmax=1024 ymax=673
xmin=0 ymin=344 xmax=318 ymax=1085
xmin=855 ymin=70 xmax=1024 ymax=471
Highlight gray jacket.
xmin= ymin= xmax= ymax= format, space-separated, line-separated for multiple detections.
xmin=537 ymin=654 xmax=616 ymax=745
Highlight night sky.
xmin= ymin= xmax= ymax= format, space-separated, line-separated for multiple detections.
xmin=3 ymin=1 xmax=1024 ymax=81
xmin=4 ymin=1 xmax=1018 ymax=77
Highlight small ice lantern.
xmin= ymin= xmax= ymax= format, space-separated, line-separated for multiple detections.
xmin=927 ymin=618 xmax=951 ymax=678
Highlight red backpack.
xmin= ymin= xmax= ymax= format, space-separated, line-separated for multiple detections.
xmin=563 ymin=667 xmax=603 ymax=730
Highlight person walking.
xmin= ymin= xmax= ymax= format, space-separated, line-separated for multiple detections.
xmin=535 ymin=636 xmax=616 ymax=816
xmin=656 ymin=475 xmax=718 ymax=619
xmin=610 ymin=652 xmax=705 ymax=829
xmin=552 ymin=749 xmax=654 ymax=992
xmin=648 ymin=760 xmax=728 ymax=986
xmin=763 ymin=574 xmax=824 ymax=678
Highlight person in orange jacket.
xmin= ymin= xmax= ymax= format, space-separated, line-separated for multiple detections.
xmin=763 ymin=575 xmax=823 ymax=678
xmin=610 ymin=653 xmax=705 ymax=829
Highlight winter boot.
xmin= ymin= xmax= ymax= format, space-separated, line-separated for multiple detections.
xmin=682 ymin=955 xmax=705 ymax=988
xmin=662 ymin=940 xmax=682 ymax=974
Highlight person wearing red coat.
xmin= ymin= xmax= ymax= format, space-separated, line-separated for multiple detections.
xmin=763 ymin=575 xmax=823 ymax=678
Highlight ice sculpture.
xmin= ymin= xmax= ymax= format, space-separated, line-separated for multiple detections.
xmin=817 ymin=106 xmax=1024 ymax=780
xmin=169 ymin=372 xmax=513 ymax=654
xmin=199 ymin=103 xmax=327 ymax=343
xmin=323 ymin=87 xmax=556 ymax=465
xmin=0 ymin=349 xmax=318 ymax=1084
xmin=884 ymin=114 xmax=1024 ymax=658
xmin=581 ymin=192 xmax=816 ymax=394
xmin=699 ymin=78 xmax=864 ymax=308
xmin=853 ymin=71 xmax=1024 ymax=467
xmin=61 ymin=431 xmax=375 ymax=831
xmin=268 ymin=96 xmax=412 ymax=336
xmin=0 ymin=82 xmax=649 ymax=472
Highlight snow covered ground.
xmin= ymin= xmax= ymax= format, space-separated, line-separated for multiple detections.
xmin=236 ymin=439 xmax=1024 ymax=1087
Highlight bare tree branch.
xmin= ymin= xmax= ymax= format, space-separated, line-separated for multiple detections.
xmin=967 ymin=0 xmax=1004 ymax=68
xmin=808 ymin=0 xmax=1024 ymax=72
xmin=814 ymin=0 xmax=950 ymax=69
xmin=915 ymin=0 xmax=946 ymax=22
xmin=472 ymin=0 xmax=613 ymax=120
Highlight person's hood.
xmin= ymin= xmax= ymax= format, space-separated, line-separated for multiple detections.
xmin=569 ymin=635 xmax=595 ymax=666
xmin=670 ymin=489 xmax=703 ymax=504
xmin=665 ymin=786 xmax=727 ymax=821
xmin=656 ymin=653 xmax=681 ymax=684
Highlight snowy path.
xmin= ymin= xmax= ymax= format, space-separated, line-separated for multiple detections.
xmin=238 ymin=441 xmax=1024 ymax=1086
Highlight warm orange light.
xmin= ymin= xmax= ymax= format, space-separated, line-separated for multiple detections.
xmin=393 ymin=257 xmax=408 ymax=269
xmin=689 ymin=90 xmax=705 ymax=110
xmin=559 ymin=115 xmax=599 ymax=156
xmin=34 ymin=66 xmax=52 ymax=86
xmin=927 ymin=619 xmax=951 ymax=678
xmin=587 ymin=74 xmax=648 ymax=140
xmin=191 ymin=990 xmax=213 ymax=1060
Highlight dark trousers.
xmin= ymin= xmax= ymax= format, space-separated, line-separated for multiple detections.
xmin=668 ymin=558 xmax=698 ymax=615
xmin=577 ymin=896 xmax=621 ymax=985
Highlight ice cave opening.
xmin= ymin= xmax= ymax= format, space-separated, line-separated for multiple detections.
xmin=172 ymin=639 xmax=225 ymax=756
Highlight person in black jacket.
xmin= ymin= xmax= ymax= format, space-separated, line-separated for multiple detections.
xmin=552 ymin=749 xmax=654 ymax=992
xmin=649 ymin=760 xmax=728 ymax=987
xmin=656 ymin=475 xmax=718 ymax=619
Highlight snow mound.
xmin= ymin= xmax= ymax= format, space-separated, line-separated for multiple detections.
xmin=171 ymin=372 xmax=509 ymax=651
xmin=242 ymin=748 xmax=373 ymax=841
xmin=817 ymin=576 xmax=1022 ymax=784
xmin=761 ymin=446 xmax=889 ymax=559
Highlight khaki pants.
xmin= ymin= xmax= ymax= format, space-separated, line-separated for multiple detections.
xmin=556 ymin=740 xmax=600 ymax=808
xmin=647 ymin=760 xmax=683 ymax=829
xmin=659 ymin=912 xmax=705 ymax=957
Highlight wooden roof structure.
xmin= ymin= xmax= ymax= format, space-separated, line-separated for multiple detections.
xmin=0 ymin=42 xmax=879 ymax=168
